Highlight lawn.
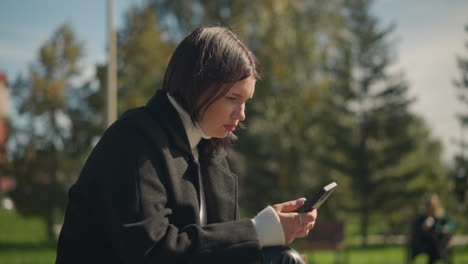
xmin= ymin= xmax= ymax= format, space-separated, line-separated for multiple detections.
xmin=1 ymin=209 xmax=467 ymax=264
xmin=0 ymin=209 xmax=56 ymax=264
xmin=302 ymin=244 xmax=468 ymax=264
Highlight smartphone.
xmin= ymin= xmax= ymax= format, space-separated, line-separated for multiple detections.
xmin=295 ymin=182 xmax=338 ymax=213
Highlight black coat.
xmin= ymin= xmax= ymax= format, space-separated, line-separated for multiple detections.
xmin=56 ymin=91 xmax=262 ymax=264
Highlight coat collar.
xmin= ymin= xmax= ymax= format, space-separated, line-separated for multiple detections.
xmin=145 ymin=90 xmax=228 ymax=163
xmin=166 ymin=93 xmax=211 ymax=161
xmin=146 ymin=90 xmax=193 ymax=157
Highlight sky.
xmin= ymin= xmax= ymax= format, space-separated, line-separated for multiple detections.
xmin=0 ymin=0 xmax=467 ymax=163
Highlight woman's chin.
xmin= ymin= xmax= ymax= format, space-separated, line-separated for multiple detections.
xmin=215 ymin=131 xmax=230 ymax=139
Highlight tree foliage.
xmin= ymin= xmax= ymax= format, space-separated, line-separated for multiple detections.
xmin=235 ymin=1 xmax=345 ymax=213
xmin=116 ymin=4 xmax=173 ymax=112
xmin=317 ymin=0 xmax=447 ymax=243
xmin=9 ymin=24 xmax=100 ymax=241
xmin=452 ymin=23 xmax=468 ymax=226
xmin=455 ymin=24 xmax=468 ymax=129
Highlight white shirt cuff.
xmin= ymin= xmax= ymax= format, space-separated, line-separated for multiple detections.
xmin=251 ymin=205 xmax=285 ymax=247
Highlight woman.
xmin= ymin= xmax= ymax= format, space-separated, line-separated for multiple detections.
xmin=56 ymin=26 xmax=317 ymax=264
xmin=408 ymin=194 xmax=456 ymax=264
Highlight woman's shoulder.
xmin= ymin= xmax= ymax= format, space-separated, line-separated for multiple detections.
xmin=90 ymin=106 xmax=169 ymax=157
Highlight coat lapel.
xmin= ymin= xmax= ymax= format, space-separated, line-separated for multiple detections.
xmin=145 ymin=90 xmax=193 ymax=157
xmin=144 ymin=91 xmax=238 ymax=224
xmin=201 ymin=149 xmax=238 ymax=224
xmin=144 ymin=91 xmax=203 ymax=225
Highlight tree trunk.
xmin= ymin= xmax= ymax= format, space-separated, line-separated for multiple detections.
xmin=45 ymin=207 xmax=56 ymax=242
xmin=360 ymin=204 xmax=369 ymax=246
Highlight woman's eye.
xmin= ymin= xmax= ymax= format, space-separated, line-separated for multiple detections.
xmin=226 ymin=97 xmax=237 ymax=101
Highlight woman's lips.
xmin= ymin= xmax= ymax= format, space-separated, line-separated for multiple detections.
xmin=224 ymin=124 xmax=236 ymax=132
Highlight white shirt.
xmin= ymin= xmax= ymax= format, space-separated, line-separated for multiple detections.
xmin=167 ymin=94 xmax=209 ymax=225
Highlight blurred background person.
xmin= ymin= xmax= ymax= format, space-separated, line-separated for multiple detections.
xmin=408 ymin=194 xmax=456 ymax=264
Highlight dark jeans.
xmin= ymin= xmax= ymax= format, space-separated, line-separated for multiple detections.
xmin=262 ymin=246 xmax=306 ymax=264
xmin=409 ymin=232 xmax=452 ymax=264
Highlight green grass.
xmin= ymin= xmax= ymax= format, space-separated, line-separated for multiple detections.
xmin=0 ymin=209 xmax=56 ymax=264
xmin=1 ymin=208 xmax=467 ymax=264
xmin=301 ymin=244 xmax=468 ymax=264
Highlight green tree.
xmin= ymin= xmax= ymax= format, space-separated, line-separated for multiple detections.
xmin=151 ymin=0 xmax=239 ymax=39
xmin=453 ymin=23 xmax=468 ymax=216
xmin=455 ymin=24 xmax=468 ymax=130
xmin=92 ymin=4 xmax=173 ymax=123
xmin=9 ymin=24 xmax=97 ymax=241
xmin=237 ymin=1 xmax=346 ymax=213
xmin=116 ymin=4 xmax=173 ymax=113
xmin=317 ymin=0 xmax=447 ymax=244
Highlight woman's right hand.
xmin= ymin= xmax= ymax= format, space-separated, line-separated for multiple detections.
xmin=272 ymin=198 xmax=318 ymax=244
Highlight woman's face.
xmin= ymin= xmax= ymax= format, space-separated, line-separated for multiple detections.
xmin=198 ymin=76 xmax=256 ymax=138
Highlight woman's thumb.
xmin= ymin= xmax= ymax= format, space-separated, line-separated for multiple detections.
xmin=275 ymin=198 xmax=306 ymax=213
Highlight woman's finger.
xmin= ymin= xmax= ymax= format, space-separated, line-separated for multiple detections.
xmin=273 ymin=198 xmax=306 ymax=213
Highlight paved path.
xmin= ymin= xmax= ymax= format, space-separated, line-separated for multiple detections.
xmin=360 ymin=235 xmax=468 ymax=246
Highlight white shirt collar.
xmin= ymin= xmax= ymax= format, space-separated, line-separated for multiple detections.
xmin=167 ymin=93 xmax=211 ymax=152
xmin=167 ymin=93 xmax=209 ymax=225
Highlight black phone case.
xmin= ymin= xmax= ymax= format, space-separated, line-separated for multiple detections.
xmin=295 ymin=182 xmax=337 ymax=212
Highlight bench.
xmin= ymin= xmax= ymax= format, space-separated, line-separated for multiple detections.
xmin=299 ymin=220 xmax=348 ymax=264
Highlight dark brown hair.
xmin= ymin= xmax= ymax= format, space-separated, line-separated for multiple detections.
xmin=162 ymin=26 xmax=260 ymax=155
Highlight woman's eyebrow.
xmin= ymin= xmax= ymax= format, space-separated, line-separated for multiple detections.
xmin=231 ymin=92 xmax=252 ymax=100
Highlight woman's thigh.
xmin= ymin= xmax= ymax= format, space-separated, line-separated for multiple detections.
xmin=262 ymin=246 xmax=306 ymax=264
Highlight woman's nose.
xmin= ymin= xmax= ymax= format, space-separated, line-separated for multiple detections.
xmin=233 ymin=104 xmax=246 ymax=121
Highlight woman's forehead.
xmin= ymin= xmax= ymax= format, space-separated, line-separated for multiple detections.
xmin=227 ymin=76 xmax=256 ymax=98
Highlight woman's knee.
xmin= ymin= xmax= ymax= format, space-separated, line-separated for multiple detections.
xmin=262 ymin=246 xmax=306 ymax=264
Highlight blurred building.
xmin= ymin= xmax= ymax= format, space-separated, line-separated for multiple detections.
xmin=0 ymin=72 xmax=9 ymax=163
xmin=0 ymin=72 xmax=14 ymax=201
